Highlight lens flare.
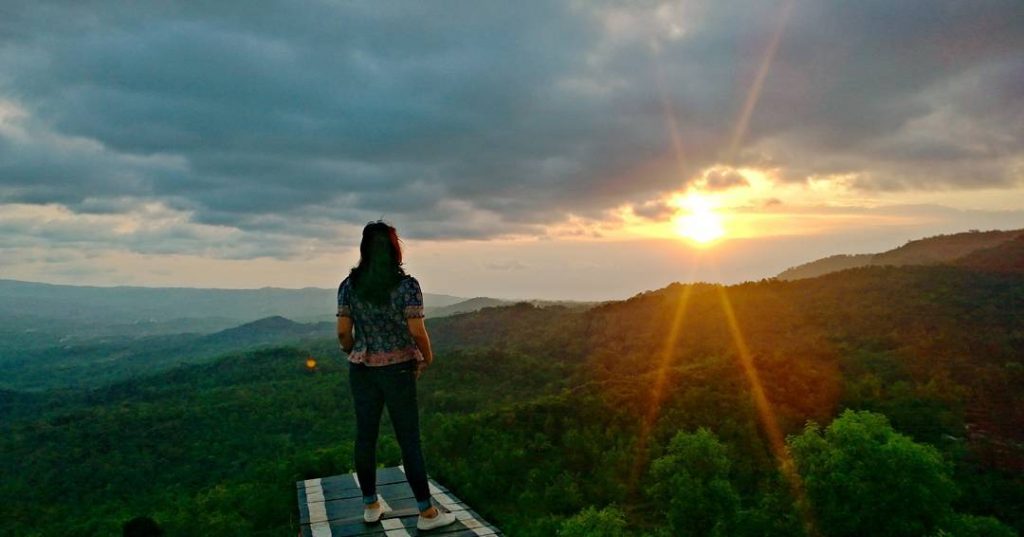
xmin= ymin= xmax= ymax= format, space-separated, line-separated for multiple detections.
xmin=715 ymin=286 xmax=818 ymax=535
xmin=627 ymin=275 xmax=697 ymax=491
xmin=727 ymin=0 xmax=795 ymax=160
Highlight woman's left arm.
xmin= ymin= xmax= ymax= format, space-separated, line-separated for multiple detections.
xmin=337 ymin=316 xmax=354 ymax=353
xmin=337 ymin=278 xmax=354 ymax=353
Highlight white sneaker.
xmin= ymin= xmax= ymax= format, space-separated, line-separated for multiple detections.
xmin=416 ymin=508 xmax=457 ymax=531
xmin=363 ymin=504 xmax=388 ymax=523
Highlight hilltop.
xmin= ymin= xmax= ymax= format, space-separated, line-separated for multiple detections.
xmin=777 ymin=228 xmax=1023 ymax=280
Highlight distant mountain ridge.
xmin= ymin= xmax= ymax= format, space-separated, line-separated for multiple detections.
xmin=0 ymin=287 xmax=595 ymax=390
xmin=0 ymin=278 xmax=470 ymax=329
xmin=777 ymin=228 xmax=1024 ymax=280
xmin=429 ymin=297 xmax=601 ymax=318
xmin=0 ymin=314 xmax=336 ymax=391
xmin=429 ymin=297 xmax=510 ymax=317
xmin=201 ymin=315 xmax=332 ymax=347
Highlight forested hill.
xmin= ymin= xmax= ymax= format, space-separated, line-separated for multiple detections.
xmin=777 ymin=228 xmax=1023 ymax=280
xmin=429 ymin=264 xmax=1023 ymax=457
xmin=426 ymin=264 xmax=1024 ymax=533
xmin=2 ymin=264 xmax=1022 ymax=536
xmin=956 ymin=234 xmax=1024 ymax=274
xmin=0 ymin=315 xmax=335 ymax=392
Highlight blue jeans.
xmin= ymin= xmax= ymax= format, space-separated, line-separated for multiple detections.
xmin=348 ymin=359 xmax=432 ymax=512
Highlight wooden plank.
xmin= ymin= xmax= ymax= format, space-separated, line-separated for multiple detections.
xmin=304 ymin=526 xmax=496 ymax=537
xmin=299 ymin=479 xmax=452 ymax=522
xmin=301 ymin=488 xmax=454 ymax=525
xmin=298 ymin=467 xmax=408 ymax=490
xmin=301 ymin=480 xmax=444 ymax=506
xmin=316 ymin=498 xmax=473 ymax=527
xmin=309 ymin=509 xmax=500 ymax=537
xmin=297 ymin=466 xmax=502 ymax=536
xmin=299 ymin=477 xmax=456 ymax=524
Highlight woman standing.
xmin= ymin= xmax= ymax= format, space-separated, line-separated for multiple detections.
xmin=336 ymin=220 xmax=456 ymax=531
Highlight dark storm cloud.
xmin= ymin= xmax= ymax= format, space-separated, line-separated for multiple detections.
xmin=0 ymin=0 xmax=1021 ymax=257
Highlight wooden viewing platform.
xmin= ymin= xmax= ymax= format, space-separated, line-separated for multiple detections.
xmin=297 ymin=466 xmax=504 ymax=536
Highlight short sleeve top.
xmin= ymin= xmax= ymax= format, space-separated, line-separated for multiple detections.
xmin=337 ymin=275 xmax=425 ymax=366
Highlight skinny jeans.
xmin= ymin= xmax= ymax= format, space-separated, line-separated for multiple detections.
xmin=348 ymin=359 xmax=431 ymax=510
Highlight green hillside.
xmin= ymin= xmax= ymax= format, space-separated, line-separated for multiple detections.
xmin=2 ymin=265 xmax=1022 ymax=536
xmin=0 ymin=316 xmax=336 ymax=392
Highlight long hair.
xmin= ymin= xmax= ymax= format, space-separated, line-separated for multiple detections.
xmin=348 ymin=220 xmax=407 ymax=306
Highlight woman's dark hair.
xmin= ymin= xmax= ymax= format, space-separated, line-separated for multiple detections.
xmin=348 ymin=220 xmax=407 ymax=306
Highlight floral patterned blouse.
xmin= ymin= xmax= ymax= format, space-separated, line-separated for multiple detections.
xmin=337 ymin=274 xmax=426 ymax=366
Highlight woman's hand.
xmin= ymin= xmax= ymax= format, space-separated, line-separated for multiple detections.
xmin=414 ymin=355 xmax=432 ymax=380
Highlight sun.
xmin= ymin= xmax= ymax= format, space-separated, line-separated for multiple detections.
xmin=672 ymin=193 xmax=726 ymax=246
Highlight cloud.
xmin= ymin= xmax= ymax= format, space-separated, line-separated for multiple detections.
xmin=701 ymin=168 xmax=749 ymax=191
xmin=632 ymin=199 xmax=676 ymax=221
xmin=0 ymin=202 xmax=321 ymax=260
xmin=0 ymin=0 xmax=1020 ymax=259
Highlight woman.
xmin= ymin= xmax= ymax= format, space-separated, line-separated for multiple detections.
xmin=336 ymin=220 xmax=457 ymax=531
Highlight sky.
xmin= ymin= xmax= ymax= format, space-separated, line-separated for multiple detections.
xmin=0 ymin=0 xmax=1022 ymax=301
